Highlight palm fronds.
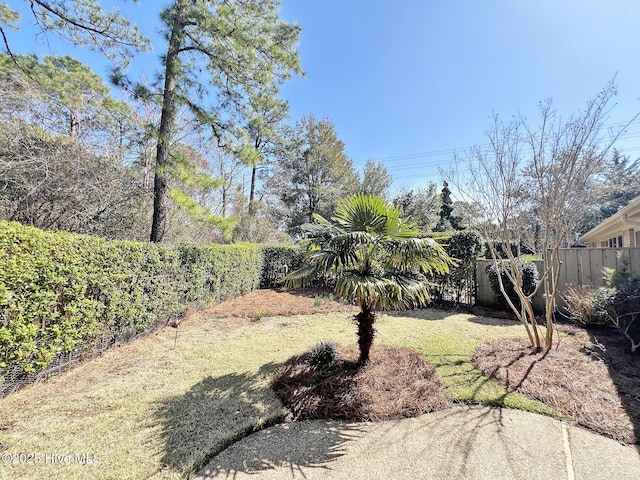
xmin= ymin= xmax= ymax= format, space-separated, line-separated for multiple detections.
xmin=285 ymin=194 xmax=451 ymax=307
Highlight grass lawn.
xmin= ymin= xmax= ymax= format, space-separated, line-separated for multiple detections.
xmin=0 ymin=300 xmax=562 ymax=480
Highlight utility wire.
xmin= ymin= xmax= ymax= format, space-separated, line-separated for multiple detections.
xmin=366 ymin=117 xmax=640 ymax=166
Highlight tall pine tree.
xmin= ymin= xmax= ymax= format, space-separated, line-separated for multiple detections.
xmin=0 ymin=1 xmax=149 ymax=66
xmin=148 ymin=0 xmax=301 ymax=242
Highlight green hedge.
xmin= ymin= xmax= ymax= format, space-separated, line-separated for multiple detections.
xmin=487 ymin=260 xmax=539 ymax=309
xmin=0 ymin=222 xmax=262 ymax=379
xmin=180 ymin=243 xmax=262 ymax=303
xmin=259 ymin=245 xmax=303 ymax=288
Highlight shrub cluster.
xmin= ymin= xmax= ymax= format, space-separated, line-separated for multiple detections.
xmin=563 ymin=262 xmax=640 ymax=352
xmin=487 ymin=260 xmax=539 ymax=309
xmin=0 ymin=221 xmax=262 ymax=379
xmin=309 ymin=340 xmax=338 ymax=370
xmin=179 ymin=243 xmax=262 ymax=303
xmin=259 ymin=245 xmax=303 ymax=288
xmin=609 ymin=277 xmax=640 ymax=352
xmin=562 ymin=284 xmax=614 ymax=327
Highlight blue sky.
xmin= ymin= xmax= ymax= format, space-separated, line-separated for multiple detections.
xmin=7 ymin=0 xmax=640 ymax=195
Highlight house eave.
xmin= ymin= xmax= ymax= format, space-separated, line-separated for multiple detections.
xmin=580 ymin=195 xmax=640 ymax=244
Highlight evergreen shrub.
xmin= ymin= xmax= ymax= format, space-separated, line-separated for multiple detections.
xmin=0 ymin=221 xmax=262 ymax=380
xmin=259 ymin=245 xmax=303 ymax=288
xmin=487 ymin=260 xmax=539 ymax=309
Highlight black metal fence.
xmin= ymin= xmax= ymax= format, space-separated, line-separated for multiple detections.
xmin=1 ymin=321 xmax=165 ymax=398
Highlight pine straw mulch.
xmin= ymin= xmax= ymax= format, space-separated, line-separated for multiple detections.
xmin=198 ymin=288 xmax=356 ymax=318
xmin=183 ymin=288 xmax=357 ymax=332
xmin=270 ymin=344 xmax=450 ymax=422
xmin=471 ymin=326 xmax=640 ymax=444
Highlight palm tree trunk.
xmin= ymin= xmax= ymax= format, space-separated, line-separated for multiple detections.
xmin=356 ymin=304 xmax=376 ymax=366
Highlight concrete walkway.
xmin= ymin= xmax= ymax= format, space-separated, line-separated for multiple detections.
xmin=195 ymin=406 xmax=640 ymax=480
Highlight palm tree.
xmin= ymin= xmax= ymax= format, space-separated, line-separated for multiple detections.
xmin=286 ymin=194 xmax=450 ymax=365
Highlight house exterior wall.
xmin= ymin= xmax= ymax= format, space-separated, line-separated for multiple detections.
xmin=584 ymin=228 xmax=637 ymax=248
xmin=624 ymin=228 xmax=636 ymax=247
xmin=580 ymin=196 xmax=640 ymax=248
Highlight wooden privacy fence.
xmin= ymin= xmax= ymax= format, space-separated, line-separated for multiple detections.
xmin=555 ymin=248 xmax=640 ymax=288
xmin=476 ymin=248 xmax=640 ymax=313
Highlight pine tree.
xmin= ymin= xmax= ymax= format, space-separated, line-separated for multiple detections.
xmin=148 ymin=0 xmax=301 ymax=242
xmin=0 ymin=1 xmax=149 ymax=66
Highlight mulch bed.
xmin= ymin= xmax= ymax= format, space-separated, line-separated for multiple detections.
xmin=199 ymin=288 xmax=356 ymax=318
xmin=471 ymin=325 xmax=640 ymax=444
xmin=271 ymin=344 xmax=450 ymax=422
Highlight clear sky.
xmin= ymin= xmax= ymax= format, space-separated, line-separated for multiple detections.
xmin=7 ymin=0 xmax=640 ymax=195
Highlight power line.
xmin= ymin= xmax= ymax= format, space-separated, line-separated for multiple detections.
xmin=365 ymin=117 xmax=640 ymax=166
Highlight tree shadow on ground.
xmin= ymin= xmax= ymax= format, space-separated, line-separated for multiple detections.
xmin=152 ymin=361 xmax=365 ymax=479
xmin=153 ymin=362 xmax=285 ymax=477
xmin=394 ymin=308 xmax=518 ymax=326
xmin=380 ymin=406 xmax=563 ymax=480
xmin=586 ymin=325 xmax=640 ymax=453
xmin=197 ymin=420 xmax=367 ymax=479
xmin=465 ymin=315 xmax=519 ymax=327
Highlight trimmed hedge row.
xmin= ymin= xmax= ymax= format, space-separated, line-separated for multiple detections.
xmin=0 ymin=221 xmax=263 ymax=378
xmin=260 ymin=245 xmax=303 ymax=289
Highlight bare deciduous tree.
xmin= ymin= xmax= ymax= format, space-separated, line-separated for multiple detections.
xmin=0 ymin=119 xmax=149 ymax=239
xmin=451 ymin=80 xmax=636 ymax=350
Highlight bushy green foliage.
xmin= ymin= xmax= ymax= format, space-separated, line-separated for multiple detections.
xmin=487 ymin=260 xmax=539 ymax=309
xmin=564 ymin=264 xmax=640 ymax=351
xmin=562 ymin=284 xmax=613 ymax=326
xmin=0 ymin=221 xmax=262 ymax=378
xmin=309 ymin=340 xmax=338 ymax=370
xmin=179 ymin=243 xmax=261 ymax=303
xmin=603 ymin=263 xmax=640 ymax=352
xmin=430 ymin=230 xmax=482 ymax=305
xmin=591 ymin=287 xmax=618 ymax=321
xmin=259 ymin=245 xmax=303 ymax=288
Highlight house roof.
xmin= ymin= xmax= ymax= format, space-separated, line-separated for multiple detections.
xmin=580 ymin=195 xmax=640 ymax=243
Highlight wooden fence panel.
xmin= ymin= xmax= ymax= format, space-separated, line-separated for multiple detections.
xmin=555 ymin=248 xmax=640 ymax=287
xmin=588 ymin=249 xmax=605 ymax=287
xmin=476 ymin=260 xmax=495 ymax=307
xmin=630 ymin=248 xmax=640 ymax=274
xmin=602 ymin=249 xmax=620 ymax=278
xmin=475 ymin=248 xmax=640 ymax=313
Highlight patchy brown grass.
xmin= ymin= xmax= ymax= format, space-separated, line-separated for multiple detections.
xmin=271 ymin=344 xmax=450 ymax=422
xmin=471 ymin=333 xmax=639 ymax=444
